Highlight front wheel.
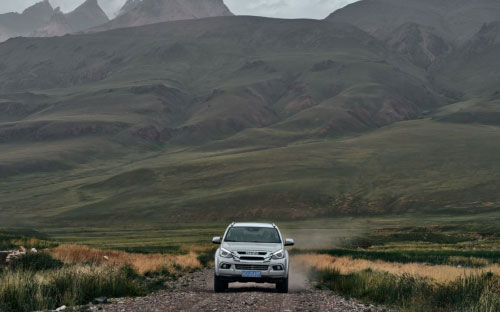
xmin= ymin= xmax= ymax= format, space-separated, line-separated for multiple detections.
xmin=276 ymin=277 xmax=289 ymax=293
xmin=214 ymin=274 xmax=227 ymax=293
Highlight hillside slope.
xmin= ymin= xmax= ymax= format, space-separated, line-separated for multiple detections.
xmin=327 ymin=0 xmax=500 ymax=43
xmin=0 ymin=14 xmax=498 ymax=226
xmin=435 ymin=22 xmax=500 ymax=98
xmin=0 ymin=17 xmax=447 ymax=145
xmin=327 ymin=0 xmax=500 ymax=69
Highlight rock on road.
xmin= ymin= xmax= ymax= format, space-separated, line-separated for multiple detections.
xmin=101 ymin=268 xmax=388 ymax=312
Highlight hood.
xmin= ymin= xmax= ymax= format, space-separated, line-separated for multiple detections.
xmin=222 ymin=242 xmax=282 ymax=253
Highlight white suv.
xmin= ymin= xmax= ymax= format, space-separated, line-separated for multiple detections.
xmin=212 ymin=222 xmax=294 ymax=293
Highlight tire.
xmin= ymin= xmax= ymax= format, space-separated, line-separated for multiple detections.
xmin=214 ymin=274 xmax=227 ymax=293
xmin=276 ymin=277 xmax=289 ymax=293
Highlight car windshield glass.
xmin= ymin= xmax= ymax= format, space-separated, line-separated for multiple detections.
xmin=224 ymin=227 xmax=281 ymax=243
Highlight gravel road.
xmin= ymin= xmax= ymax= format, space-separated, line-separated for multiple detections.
xmin=101 ymin=268 xmax=389 ymax=312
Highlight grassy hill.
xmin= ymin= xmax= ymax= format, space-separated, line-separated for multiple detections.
xmin=2 ymin=117 xmax=500 ymax=227
xmin=0 ymin=15 xmax=499 ymax=227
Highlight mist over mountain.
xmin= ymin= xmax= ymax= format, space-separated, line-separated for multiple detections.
xmin=99 ymin=0 xmax=233 ymax=30
xmin=31 ymin=7 xmax=73 ymax=37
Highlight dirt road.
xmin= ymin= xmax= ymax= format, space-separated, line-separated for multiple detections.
xmin=102 ymin=268 xmax=387 ymax=312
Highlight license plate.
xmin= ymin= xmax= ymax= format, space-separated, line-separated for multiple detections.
xmin=242 ymin=270 xmax=261 ymax=278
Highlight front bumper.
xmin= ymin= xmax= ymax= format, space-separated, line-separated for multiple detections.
xmin=215 ymin=255 xmax=289 ymax=282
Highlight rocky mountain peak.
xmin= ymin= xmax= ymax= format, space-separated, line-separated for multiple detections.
xmin=0 ymin=0 xmax=110 ymax=41
xmin=66 ymin=0 xmax=109 ymax=32
xmin=31 ymin=7 xmax=73 ymax=37
xmin=102 ymin=0 xmax=233 ymax=30
xmin=22 ymin=0 xmax=53 ymax=16
xmin=385 ymin=23 xmax=453 ymax=68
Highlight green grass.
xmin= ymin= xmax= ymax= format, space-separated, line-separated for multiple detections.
xmin=3 ymin=117 xmax=500 ymax=227
xmin=0 ymin=248 xmax=203 ymax=312
xmin=8 ymin=253 xmax=63 ymax=271
xmin=0 ymin=265 xmax=146 ymax=312
xmin=0 ymin=228 xmax=58 ymax=250
xmin=315 ymin=268 xmax=500 ymax=312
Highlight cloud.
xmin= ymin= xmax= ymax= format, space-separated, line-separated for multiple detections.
xmin=224 ymin=0 xmax=358 ymax=19
xmin=49 ymin=0 xmax=127 ymax=17
xmin=0 ymin=0 xmax=359 ymax=20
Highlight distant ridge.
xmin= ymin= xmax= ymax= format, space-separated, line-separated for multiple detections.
xmin=0 ymin=0 xmax=109 ymax=41
xmin=0 ymin=0 xmax=53 ymax=41
xmin=327 ymin=0 xmax=500 ymax=68
xmin=327 ymin=0 xmax=500 ymax=43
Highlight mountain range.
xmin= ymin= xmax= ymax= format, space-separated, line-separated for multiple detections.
xmin=0 ymin=0 xmax=233 ymax=41
xmin=0 ymin=0 xmax=109 ymax=40
xmin=1 ymin=0 xmax=500 ymax=227
xmin=328 ymin=0 xmax=500 ymax=68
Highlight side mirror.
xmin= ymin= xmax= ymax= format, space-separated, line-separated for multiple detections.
xmin=212 ymin=236 xmax=221 ymax=244
xmin=284 ymin=238 xmax=295 ymax=246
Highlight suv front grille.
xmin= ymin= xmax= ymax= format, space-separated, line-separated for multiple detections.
xmin=235 ymin=264 xmax=269 ymax=271
xmin=240 ymin=256 xmax=265 ymax=261
xmin=237 ymin=251 xmax=267 ymax=255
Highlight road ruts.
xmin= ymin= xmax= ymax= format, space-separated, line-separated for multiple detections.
xmin=101 ymin=269 xmax=389 ymax=312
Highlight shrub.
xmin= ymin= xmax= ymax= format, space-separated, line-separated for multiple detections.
xmin=315 ymin=268 xmax=500 ymax=312
xmin=0 ymin=265 xmax=146 ymax=312
xmin=51 ymin=244 xmax=201 ymax=274
xmin=9 ymin=253 xmax=63 ymax=271
xmin=197 ymin=248 xmax=217 ymax=268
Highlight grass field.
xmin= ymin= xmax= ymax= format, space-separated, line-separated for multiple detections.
xmin=0 ymin=244 xmax=203 ymax=312
xmin=2 ymin=117 xmax=500 ymax=228
xmin=285 ymin=213 xmax=500 ymax=311
xmin=2 ymin=211 xmax=500 ymax=312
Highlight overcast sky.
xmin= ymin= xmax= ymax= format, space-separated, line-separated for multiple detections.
xmin=0 ymin=0 xmax=358 ymax=19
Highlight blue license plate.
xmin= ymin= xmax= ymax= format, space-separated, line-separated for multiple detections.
xmin=242 ymin=270 xmax=261 ymax=278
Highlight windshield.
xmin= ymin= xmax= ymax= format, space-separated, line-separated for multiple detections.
xmin=224 ymin=227 xmax=281 ymax=243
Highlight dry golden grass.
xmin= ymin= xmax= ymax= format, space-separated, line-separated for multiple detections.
xmin=293 ymin=254 xmax=500 ymax=283
xmin=51 ymin=244 xmax=201 ymax=275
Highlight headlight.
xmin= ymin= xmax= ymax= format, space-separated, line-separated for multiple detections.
xmin=271 ymin=249 xmax=284 ymax=260
xmin=219 ymin=247 xmax=232 ymax=258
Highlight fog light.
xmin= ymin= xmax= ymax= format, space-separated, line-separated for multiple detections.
xmin=220 ymin=263 xmax=232 ymax=269
xmin=272 ymin=265 xmax=283 ymax=271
